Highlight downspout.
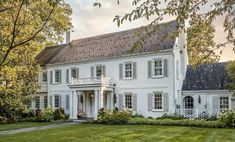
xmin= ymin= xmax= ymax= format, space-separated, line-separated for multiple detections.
xmin=173 ymin=52 xmax=176 ymax=114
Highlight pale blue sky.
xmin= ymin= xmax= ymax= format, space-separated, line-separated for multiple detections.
xmin=66 ymin=0 xmax=235 ymax=62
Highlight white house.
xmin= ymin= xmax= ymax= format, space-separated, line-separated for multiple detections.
xmin=30 ymin=20 xmax=235 ymax=119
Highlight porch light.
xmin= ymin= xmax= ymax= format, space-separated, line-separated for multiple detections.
xmin=198 ymin=95 xmax=201 ymax=104
xmin=91 ymin=94 xmax=94 ymax=98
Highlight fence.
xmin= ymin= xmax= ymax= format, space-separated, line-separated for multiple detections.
xmin=177 ymin=109 xmax=220 ymax=119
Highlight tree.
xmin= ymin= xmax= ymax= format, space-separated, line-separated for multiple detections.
xmin=226 ymin=61 xmax=235 ymax=95
xmin=0 ymin=0 xmax=72 ymax=121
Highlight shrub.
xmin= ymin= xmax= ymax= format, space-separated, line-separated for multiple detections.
xmin=132 ymin=113 xmax=144 ymax=118
xmin=218 ymin=110 xmax=235 ymax=127
xmin=53 ymin=108 xmax=65 ymax=121
xmin=156 ymin=113 xmax=185 ymax=120
xmin=0 ymin=116 xmax=8 ymax=124
xmin=98 ymin=108 xmax=131 ymax=125
xmin=40 ymin=107 xmax=54 ymax=122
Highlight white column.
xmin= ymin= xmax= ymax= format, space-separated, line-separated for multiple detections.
xmin=100 ymin=89 xmax=104 ymax=108
xmin=110 ymin=91 xmax=114 ymax=109
xmin=69 ymin=91 xmax=73 ymax=119
xmin=73 ymin=91 xmax=78 ymax=119
xmin=94 ymin=90 xmax=99 ymax=120
xmin=52 ymin=95 xmax=55 ymax=108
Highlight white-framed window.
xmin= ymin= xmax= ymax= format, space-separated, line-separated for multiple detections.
xmin=54 ymin=95 xmax=60 ymax=108
xmin=44 ymin=96 xmax=48 ymax=108
xmin=96 ymin=65 xmax=102 ymax=78
xmin=42 ymin=72 xmax=47 ymax=82
xmin=54 ymin=70 xmax=61 ymax=83
xmin=153 ymin=92 xmax=163 ymax=110
xmin=35 ymin=96 xmax=40 ymax=109
xmin=124 ymin=62 xmax=133 ymax=79
xmin=220 ymin=97 xmax=229 ymax=110
xmin=124 ymin=94 xmax=132 ymax=109
xmin=153 ymin=59 xmax=163 ymax=77
xmin=71 ymin=68 xmax=78 ymax=79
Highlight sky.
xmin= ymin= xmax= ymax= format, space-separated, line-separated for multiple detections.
xmin=66 ymin=0 xmax=235 ymax=62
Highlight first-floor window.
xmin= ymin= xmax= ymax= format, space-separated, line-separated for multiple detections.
xmin=44 ymin=96 xmax=48 ymax=108
xmin=125 ymin=94 xmax=132 ymax=109
xmin=220 ymin=97 xmax=229 ymax=110
xmin=54 ymin=95 xmax=60 ymax=108
xmin=154 ymin=93 xmax=163 ymax=110
xmin=35 ymin=96 xmax=40 ymax=109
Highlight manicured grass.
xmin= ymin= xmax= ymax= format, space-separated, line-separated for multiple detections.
xmin=0 ymin=122 xmax=51 ymax=131
xmin=0 ymin=124 xmax=235 ymax=142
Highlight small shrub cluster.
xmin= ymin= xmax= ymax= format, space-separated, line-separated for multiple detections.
xmin=156 ymin=113 xmax=185 ymax=120
xmin=97 ymin=108 xmax=131 ymax=125
xmin=218 ymin=110 xmax=235 ymax=127
xmin=0 ymin=116 xmax=8 ymax=124
xmin=37 ymin=107 xmax=69 ymax=122
xmin=128 ymin=117 xmax=226 ymax=128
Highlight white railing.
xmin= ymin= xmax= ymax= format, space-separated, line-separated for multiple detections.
xmin=71 ymin=76 xmax=113 ymax=86
xmin=178 ymin=109 xmax=220 ymax=119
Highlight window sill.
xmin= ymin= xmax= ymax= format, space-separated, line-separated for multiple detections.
xmin=151 ymin=75 xmax=164 ymax=79
xmin=52 ymin=83 xmax=61 ymax=85
xmin=123 ymin=77 xmax=134 ymax=80
xmin=151 ymin=109 xmax=164 ymax=112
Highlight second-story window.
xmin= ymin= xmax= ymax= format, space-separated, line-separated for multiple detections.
xmin=42 ymin=72 xmax=47 ymax=82
xmin=54 ymin=70 xmax=61 ymax=83
xmin=96 ymin=66 xmax=102 ymax=78
xmin=71 ymin=68 xmax=78 ymax=79
xmin=124 ymin=62 xmax=133 ymax=79
xmin=153 ymin=59 xmax=163 ymax=77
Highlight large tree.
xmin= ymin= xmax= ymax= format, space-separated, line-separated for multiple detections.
xmin=0 ymin=0 xmax=72 ymax=121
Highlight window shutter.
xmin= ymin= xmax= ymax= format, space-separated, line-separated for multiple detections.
xmin=77 ymin=95 xmax=80 ymax=110
xmin=66 ymin=69 xmax=69 ymax=83
xmin=212 ymin=96 xmax=219 ymax=110
xmin=148 ymin=93 xmax=153 ymax=111
xmin=102 ymin=65 xmax=106 ymax=77
xmin=164 ymin=59 xmax=168 ymax=77
xmin=50 ymin=71 xmax=53 ymax=84
xmin=59 ymin=95 xmax=62 ymax=107
xmin=133 ymin=62 xmax=137 ymax=79
xmin=91 ymin=66 xmax=94 ymax=78
xmin=77 ymin=68 xmax=79 ymax=79
xmin=118 ymin=94 xmax=123 ymax=109
xmin=49 ymin=95 xmax=53 ymax=106
xmin=133 ymin=93 xmax=137 ymax=111
xmin=66 ymin=95 xmax=70 ymax=110
xmin=163 ymin=93 xmax=169 ymax=112
xmin=148 ymin=61 xmax=152 ymax=78
xmin=119 ymin=63 xmax=123 ymax=80
xmin=59 ymin=70 xmax=62 ymax=83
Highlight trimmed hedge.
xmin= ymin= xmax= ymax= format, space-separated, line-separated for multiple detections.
xmin=128 ymin=117 xmax=226 ymax=128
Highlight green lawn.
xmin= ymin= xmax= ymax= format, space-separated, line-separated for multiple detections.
xmin=0 ymin=122 xmax=51 ymax=131
xmin=0 ymin=124 xmax=235 ymax=142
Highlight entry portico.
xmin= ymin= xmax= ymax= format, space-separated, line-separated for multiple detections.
xmin=68 ymin=77 xmax=115 ymax=119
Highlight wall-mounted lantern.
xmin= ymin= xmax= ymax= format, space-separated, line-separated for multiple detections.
xmin=198 ymin=95 xmax=201 ymax=104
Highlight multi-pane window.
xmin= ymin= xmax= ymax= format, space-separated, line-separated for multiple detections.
xmin=154 ymin=93 xmax=163 ymax=110
xmin=54 ymin=70 xmax=60 ymax=83
xmin=54 ymin=95 xmax=60 ymax=108
xmin=124 ymin=63 xmax=133 ymax=78
xmin=71 ymin=68 xmax=78 ymax=79
xmin=96 ymin=66 xmax=102 ymax=78
xmin=44 ymin=96 xmax=48 ymax=108
xmin=42 ymin=72 xmax=47 ymax=82
xmin=220 ymin=97 xmax=229 ymax=110
xmin=184 ymin=96 xmax=194 ymax=109
xmin=35 ymin=96 xmax=40 ymax=109
xmin=125 ymin=94 xmax=132 ymax=109
xmin=154 ymin=59 xmax=163 ymax=76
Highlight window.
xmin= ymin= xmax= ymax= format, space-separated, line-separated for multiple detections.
xmin=220 ymin=97 xmax=229 ymax=110
xmin=154 ymin=93 xmax=163 ymax=110
xmin=44 ymin=96 xmax=48 ymax=108
xmin=153 ymin=59 xmax=163 ymax=77
xmin=54 ymin=70 xmax=60 ymax=83
xmin=54 ymin=95 xmax=60 ymax=108
xmin=184 ymin=96 xmax=194 ymax=109
xmin=71 ymin=68 xmax=77 ymax=79
xmin=35 ymin=96 xmax=40 ymax=109
xmin=125 ymin=94 xmax=132 ymax=109
xmin=96 ymin=66 xmax=102 ymax=78
xmin=124 ymin=63 xmax=133 ymax=79
xmin=42 ymin=72 xmax=47 ymax=82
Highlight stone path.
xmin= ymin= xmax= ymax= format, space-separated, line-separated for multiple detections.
xmin=0 ymin=122 xmax=78 ymax=135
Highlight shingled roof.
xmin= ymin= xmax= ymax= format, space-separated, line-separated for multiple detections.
xmin=182 ymin=62 xmax=228 ymax=91
xmin=36 ymin=44 xmax=66 ymax=67
xmin=48 ymin=20 xmax=178 ymax=65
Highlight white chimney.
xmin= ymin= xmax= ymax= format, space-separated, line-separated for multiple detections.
xmin=66 ymin=31 xmax=71 ymax=44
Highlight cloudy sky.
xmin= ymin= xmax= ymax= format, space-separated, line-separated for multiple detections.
xmin=66 ymin=0 xmax=235 ymax=62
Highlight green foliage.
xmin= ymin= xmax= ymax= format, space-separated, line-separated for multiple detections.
xmin=156 ymin=113 xmax=185 ymax=120
xmin=128 ymin=117 xmax=226 ymax=128
xmin=226 ymin=61 xmax=235 ymax=95
xmin=218 ymin=110 xmax=235 ymax=127
xmin=53 ymin=108 xmax=65 ymax=121
xmin=0 ymin=116 xmax=8 ymax=124
xmin=40 ymin=107 xmax=54 ymax=122
xmin=98 ymin=108 xmax=131 ymax=125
